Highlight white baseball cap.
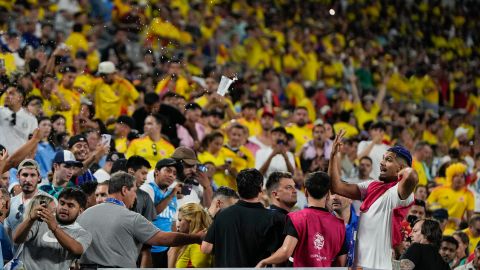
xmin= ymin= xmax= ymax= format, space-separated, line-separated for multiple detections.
xmin=98 ymin=61 xmax=116 ymax=74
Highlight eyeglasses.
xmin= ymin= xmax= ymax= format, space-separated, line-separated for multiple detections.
xmin=16 ymin=204 xmax=24 ymax=220
xmin=10 ymin=112 xmax=16 ymax=126
xmin=152 ymin=143 xmax=157 ymax=156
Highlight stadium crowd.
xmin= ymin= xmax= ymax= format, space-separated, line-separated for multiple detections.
xmin=0 ymin=0 xmax=479 ymax=269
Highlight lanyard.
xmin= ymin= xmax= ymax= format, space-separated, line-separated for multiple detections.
xmin=104 ymin=197 xmax=126 ymax=207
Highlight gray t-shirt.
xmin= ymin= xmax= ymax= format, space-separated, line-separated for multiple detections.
xmin=133 ymin=189 xmax=156 ymax=221
xmin=77 ymin=202 xmax=160 ymax=267
xmin=21 ymin=221 xmax=92 ymax=270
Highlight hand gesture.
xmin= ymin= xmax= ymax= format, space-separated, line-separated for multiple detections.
xmin=397 ymin=167 xmax=416 ymax=182
xmin=256 ymin=260 xmax=267 ymax=268
xmin=30 ymin=128 xmax=42 ymax=143
xmin=196 ymin=171 xmax=211 ymax=188
xmin=28 ymin=205 xmax=44 ymax=221
xmin=172 ymin=183 xmax=183 ymax=195
xmin=330 ymin=129 xmax=346 ymax=158
xmin=38 ymin=206 xmax=58 ymax=231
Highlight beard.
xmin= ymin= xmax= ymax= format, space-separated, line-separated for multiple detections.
xmin=56 ymin=213 xmax=78 ymax=225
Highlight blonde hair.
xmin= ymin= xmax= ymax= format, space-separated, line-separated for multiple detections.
xmin=178 ymin=203 xmax=212 ymax=234
xmin=445 ymin=163 xmax=467 ymax=187
xmin=25 ymin=195 xmax=54 ymax=220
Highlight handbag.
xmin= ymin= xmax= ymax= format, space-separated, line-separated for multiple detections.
xmin=3 ymin=244 xmax=25 ymax=270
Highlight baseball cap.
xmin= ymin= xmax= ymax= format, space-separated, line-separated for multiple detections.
xmin=155 ymin=158 xmax=179 ymax=170
xmin=171 ymin=147 xmax=197 ymax=166
xmin=53 ymin=150 xmax=83 ymax=167
xmin=117 ymin=115 xmax=135 ymax=129
xmin=68 ymin=135 xmax=88 ymax=149
xmin=98 ymin=61 xmax=116 ymax=74
xmin=18 ymin=159 xmax=40 ymax=173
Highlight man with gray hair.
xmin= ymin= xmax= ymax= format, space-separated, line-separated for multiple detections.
xmin=77 ymin=172 xmax=202 ymax=269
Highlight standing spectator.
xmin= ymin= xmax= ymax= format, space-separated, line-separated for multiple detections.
xmin=176 ymin=103 xmax=205 ymax=149
xmin=201 ymin=169 xmax=283 ymax=267
xmin=248 ymin=111 xmax=274 ymax=153
xmin=40 ymin=150 xmax=82 ymax=198
xmin=34 ymin=117 xmax=56 ymax=179
xmin=347 ymin=156 xmax=374 ymax=184
xmin=327 ymin=192 xmax=359 ymax=267
xmin=462 ymin=215 xmax=480 ymax=254
xmin=77 ymin=172 xmax=202 ymax=268
xmin=427 ymin=163 xmax=474 ymax=232
xmin=0 ymin=86 xmax=38 ymax=153
xmin=132 ymin=92 xmax=160 ymax=134
xmin=237 ymin=102 xmax=261 ymax=137
xmin=412 ymin=141 xmax=433 ymax=186
xmin=452 ymin=231 xmax=469 ymax=268
xmin=125 ymin=155 xmax=155 ymax=221
xmin=439 ymin=236 xmax=459 ymax=267
xmin=255 ymin=127 xmax=295 ymax=179
xmin=357 ymin=121 xmax=390 ymax=179
xmin=114 ymin=115 xmax=135 ymax=154
xmin=13 ymin=189 xmax=92 ymax=270
xmin=329 ymin=130 xmax=417 ymax=269
xmin=169 ymin=203 xmax=213 ymax=268
xmin=300 ymin=122 xmax=332 ymax=173
xmin=399 ymin=219 xmax=449 ymax=270
xmin=68 ymin=135 xmax=106 ymax=186
xmin=414 ymin=185 xmax=428 ymax=201
xmin=286 ymin=106 xmax=313 ymax=153
xmin=5 ymin=159 xmax=54 ymax=238
xmin=141 ymin=158 xmax=182 ymax=268
xmin=94 ymin=181 xmax=109 ymax=205
xmin=206 ymin=186 xmax=239 ymax=218
xmin=126 ymin=113 xmax=175 ymax=169
xmin=171 ymin=146 xmax=213 ymax=208
xmin=257 ymin=171 xmax=347 ymax=267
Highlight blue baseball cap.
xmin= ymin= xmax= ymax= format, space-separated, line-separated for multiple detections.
xmin=53 ymin=150 xmax=83 ymax=167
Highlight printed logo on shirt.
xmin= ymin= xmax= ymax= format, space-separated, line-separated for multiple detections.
xmin=313 ymin=232 xmax=324 ymax=250
xmin=42 ymin=231 xmax=58 ymax=243
xmin=459 ymin=196 xmax=465 ymax=202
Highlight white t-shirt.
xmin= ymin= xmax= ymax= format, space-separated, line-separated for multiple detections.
xmin=356 ymin=180 xmax=414 ymax=270
xmin=357 ymin=141 xmax=389 ymax=179
xmin=248 ymin=136 xmax=270 ymax=151
xmin=254 ymin=147 xmax=295 ymax=180
xmin=0 ymin=107 xmax=38 ymax=153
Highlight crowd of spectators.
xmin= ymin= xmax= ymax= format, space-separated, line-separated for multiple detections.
xmin=0 ymin=0 xmax=479 ymax=269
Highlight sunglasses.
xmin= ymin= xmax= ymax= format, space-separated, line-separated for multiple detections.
xmin=152 ymin=143 xmax=157 ymax=156
xmin=10 ymin=112 xmax=16 ymax=126
xmin=16 ymin=203 xmax=24 ymax=220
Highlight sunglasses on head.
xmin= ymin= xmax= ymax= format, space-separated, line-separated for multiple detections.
xmin=10 ymin=112 xmax=16 ymax=126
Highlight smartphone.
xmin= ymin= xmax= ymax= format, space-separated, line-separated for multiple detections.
xmin=101 ymin=134 xmax=112 ymax=146
xmin=181 ymin=184 xmax=193 ymax=196
xmin=277 ymin=139 xmax=285 ymax=145
xmin=38 ymin=200 xmax=47 ymax=222
xmin=0 ymin=59 xmax=4 ymax=69
xmin=198 ymin=164 xmax=208 ymax=173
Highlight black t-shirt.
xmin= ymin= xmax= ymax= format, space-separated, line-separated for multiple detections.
xmin=204 ymin=200 xmax=284 ymax=267
xmin=400 ymin=243 xmax=450 ymax=270
xmin=284 ymin=207 xmax=348 ymax=256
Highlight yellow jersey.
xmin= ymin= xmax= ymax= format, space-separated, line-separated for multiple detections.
xmin=427 ymin=186 xmax=474 ymax=231
xmin=463 ymin=228 xmax=480 ymax=255
xmin=58 ymin=84 xmax=81 ymax=134
xmin=237 ymin=118 xmax=261 ymax=137
xmin=333 ymin=122 xmax=359 ymax=139
xmin=176 ymin=244 xmax=213 ymax=268
xmin=412 ymin=159 xmax=428 ymax=186
xmin=198 ymin=148 xmax=238 ymax=190
xmin=125 ymin=136 xmax=175 ymax=169
xmin=353 ymin=102 xmax=380 ymax=130
xmin=115 ymin=137 xmax=128 ymax=154
xmin=286 ymin=124 xmax=313 ymax=153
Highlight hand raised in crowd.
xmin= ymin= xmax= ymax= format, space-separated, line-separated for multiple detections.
xmin=195 ymin=171 xmax=211 ymax=188
xmin=330 ymin=129 xmax=346 ymax=158
xmin=397 ymin=167 xmax=416 ymax=182
xmin=30 ymin=128 xmax=42 ymax=143
xmin=37 ymin=205 xmax=59 ymax=232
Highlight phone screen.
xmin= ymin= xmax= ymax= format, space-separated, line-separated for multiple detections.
xmin=101 ymin=134 xmax=112 ymax=146
xmin=181 ymin=184 xmax=193 ymax=195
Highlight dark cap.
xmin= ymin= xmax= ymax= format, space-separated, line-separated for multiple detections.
xmin=155 ymin=158 xmax=178 ymax=170
xmin=52 ymin=150 xmax=83 ymax=167
xmin=432 ymin=208 xmax=448 ymax=221
xmin=117 ymin=115 xmax=135 ymax=129
xmin=68 ymin=135 xmax=88 ymax=149
xmin=107 ymin=152 xmax=125 ymax=162
xmin=171 ymin=147 xmax=197 ymax=165
xmin=387 ymin=145 xmax=412 ymax=167
xmin=208 ymin=108 xmax=225 ymax=119
xmin=75 ymin=50 xmax=88 ymax=59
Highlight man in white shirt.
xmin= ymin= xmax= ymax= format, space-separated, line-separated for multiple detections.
xmin=357 ymin=121 xmax=389 ymax=179
xmin=255 ymin=127 xmax=295 ymax=180
xmin=329 ymin=130 xmax=418 ymax=270
xmin=0 ymin=86 xmax=38 ymax=153
xmin=249 ymin=111 xmax=275 ymax=152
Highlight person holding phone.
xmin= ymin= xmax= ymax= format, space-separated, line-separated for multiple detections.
xmin=255 ymin=127 xmax=295 ymax=180
xmin=141 ymin=158 xmax=182 ymax=268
